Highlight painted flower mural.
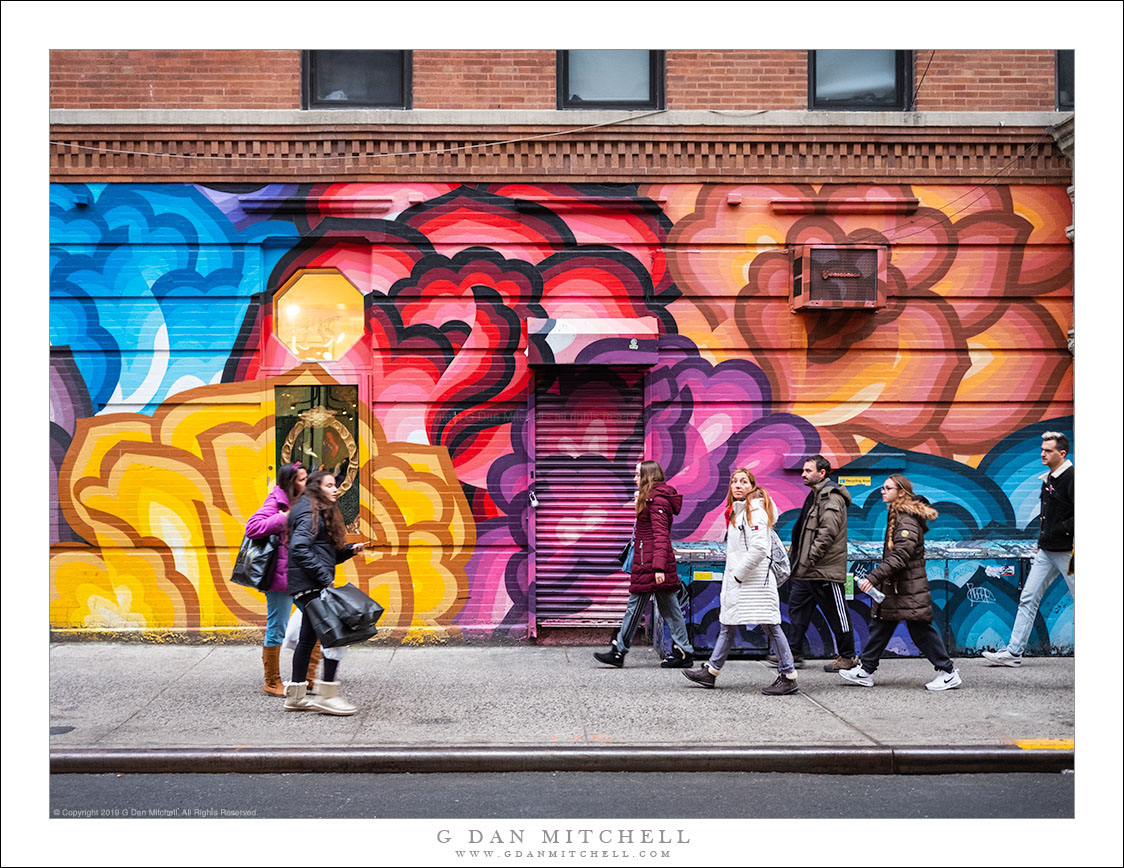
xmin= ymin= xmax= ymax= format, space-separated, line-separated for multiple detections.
xmin=650 ymin=182 xmax=1073 ymax=464
xmin=50 ymin=369 xmax=473 ymax=638
xmin=50 ymin=180 xmax=1072 ymax=649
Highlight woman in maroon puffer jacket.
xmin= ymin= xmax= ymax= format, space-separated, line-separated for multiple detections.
xmin=594 ymin=460 xmax=695 ymax=668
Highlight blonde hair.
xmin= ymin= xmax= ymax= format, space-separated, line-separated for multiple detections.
xmin=725 ymin=467 xmax=776 ymax=530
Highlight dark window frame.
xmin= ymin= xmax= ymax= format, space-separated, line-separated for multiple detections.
xmin=557 ymin=50 xmax=665 ymax=110
xmin=302 ymin=50 xmax=412 ymax=110
xmin=1056 ymin=50 xmax=1074 ymax=111
xmin=808 ymin=50 xmax=913 ymax=111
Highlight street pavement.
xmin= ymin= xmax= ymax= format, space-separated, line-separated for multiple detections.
xmin=48 ymin=643 xmax=1074 ymax=774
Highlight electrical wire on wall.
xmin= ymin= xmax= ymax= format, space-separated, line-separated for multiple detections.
xmin=911 ymin=50 xmax=936 ymax=111
xmin=848 ymin=130 xmax=1056 ymax=245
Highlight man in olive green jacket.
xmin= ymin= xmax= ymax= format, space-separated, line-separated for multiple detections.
xmin=784 ymin=455 xmax=858 ymax=671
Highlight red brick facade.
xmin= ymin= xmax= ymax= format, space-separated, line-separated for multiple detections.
xmin=413 ymin=50 xmax=555 ymax=109
xmin=50 ymin=50 xmax=301 ymax=110
xmin=666 ymin=50 xmax=807 ymax=110
xmin=912 ymin=50 xmax=1057 ymax=112
xmin=50 ymin=49 xmax=1065 ymax=112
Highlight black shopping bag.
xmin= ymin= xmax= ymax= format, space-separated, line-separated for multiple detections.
xmin=303 ymin=583 xmax=384 ymax=648
xmin=230 ymin=534 xmax=279 ymax=590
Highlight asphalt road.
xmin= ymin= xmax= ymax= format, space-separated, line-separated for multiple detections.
xmin=50 ymin=770 xmax=1073 ymax=819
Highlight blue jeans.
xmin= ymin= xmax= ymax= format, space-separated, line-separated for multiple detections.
xmin=614 ymin=589 xmax=694 ymax=655
xmin=264 ymin=590 xmax=293 ymax=647
xmin=1007 ymin=548 xmax=1073 ymax=657
xmin=709 ymin=623 xmax=794 ymax=675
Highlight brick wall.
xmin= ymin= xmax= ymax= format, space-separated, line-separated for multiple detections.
xmin=667 ymin=50 xmax=807 ymax=109
xmin=413 ymin=50 xmax=555 ymax=109
xmin=50 ymin=49 xmax=1066 ymax=113
xmin=912 ymin=50 xmax=1058 ymax=111
xmin=50 ymin=50 xmax=301 ymax=109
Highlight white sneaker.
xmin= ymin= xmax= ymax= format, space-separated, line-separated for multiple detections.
xmin=982 ymin=649 xmax=1022 ymax=667
xmin=925 ymin=669 xmax=962 ymax=691
xmin=839 ymin=665 xmax=874 ymax=687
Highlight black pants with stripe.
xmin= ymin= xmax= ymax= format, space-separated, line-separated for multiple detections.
xmin=785 ymin=578 xmax=855 ymax=658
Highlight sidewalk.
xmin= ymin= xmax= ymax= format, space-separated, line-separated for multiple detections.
xmin=48 ymin=643 xmax=1074 ymax=775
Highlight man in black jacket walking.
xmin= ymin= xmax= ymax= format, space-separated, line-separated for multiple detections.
xmin=983 ymin=431 xmax=1074 ymax=667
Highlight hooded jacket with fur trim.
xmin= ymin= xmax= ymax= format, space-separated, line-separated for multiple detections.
xmin=866 ymin=496 xmax=939 ymax=622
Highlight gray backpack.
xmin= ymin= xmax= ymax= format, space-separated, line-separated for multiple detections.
xmin=767 ymin=529 xmax=791 ymax=586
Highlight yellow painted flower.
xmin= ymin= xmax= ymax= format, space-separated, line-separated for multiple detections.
xmin=51 ymin=368 xmax=474 ymax=639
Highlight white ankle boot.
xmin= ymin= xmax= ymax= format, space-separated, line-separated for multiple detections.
xmin=283 ymin=681 xmax=315 ymax=711
xmin=310 ymin=681 xmax=357 ymax=716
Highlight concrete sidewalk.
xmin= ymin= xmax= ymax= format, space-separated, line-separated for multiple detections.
xmin=48 ymin=643 xmax=1074 ymax=775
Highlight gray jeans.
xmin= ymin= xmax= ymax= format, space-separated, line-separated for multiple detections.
xmin=614 ymin=588 xmax=694 ymax=655
xmin=709 ymin=622 xmax=794 ymax=675
xmin=1007 ymin=548 xmax=1074 ymax=656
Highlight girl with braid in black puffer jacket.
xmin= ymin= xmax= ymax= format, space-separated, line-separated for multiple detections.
xmin=839 ymin=474 xmax=962 ymax=692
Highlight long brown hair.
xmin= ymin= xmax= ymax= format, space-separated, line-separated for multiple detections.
xmin=301 ymin=470 xmax=349 ymax=548
xmin=724 ymin=467 xmax=777 ymax=530
xmin=634 ymin=460 xmax=666 ymax=515
xmin=883 ymin=473 xmax=935 ymax=548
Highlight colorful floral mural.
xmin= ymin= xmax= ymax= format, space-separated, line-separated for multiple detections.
xmin=49 ymin=181 xmax=1073 ymax=650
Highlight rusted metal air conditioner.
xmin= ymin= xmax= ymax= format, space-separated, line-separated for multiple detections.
xmin=790 ymin=245 xmax=887 ymax=311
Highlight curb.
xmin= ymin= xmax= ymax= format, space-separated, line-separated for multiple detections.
xmin=50 ymin=745 xmax=1073 ymax=776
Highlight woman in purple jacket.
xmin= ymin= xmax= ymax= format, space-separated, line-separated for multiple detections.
xmin=594 ymin=460 xmax=695 ymax=668
xmin=245 ymin=462 xmax=307 ymax=695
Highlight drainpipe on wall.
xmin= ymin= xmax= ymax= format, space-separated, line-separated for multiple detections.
xmin=1050 ymin=117 xmax=1075 ymax=358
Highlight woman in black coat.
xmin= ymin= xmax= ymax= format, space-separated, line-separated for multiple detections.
xmin=283 ymin=470 xmax=368 ymax=715
xmin=839 ymin=474 xmax=962 ymax=692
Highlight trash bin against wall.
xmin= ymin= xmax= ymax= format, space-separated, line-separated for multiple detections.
xmin=931 ymin=542 xmax=1072 ymax=656
xmin=663 ymin=541 xmax=773 ymax=658
xmin=847 ymin=558 xmax=920 ymax=660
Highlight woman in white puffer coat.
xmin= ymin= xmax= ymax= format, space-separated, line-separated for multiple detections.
xmin=682 ymin=467 xmax=799 ymax=695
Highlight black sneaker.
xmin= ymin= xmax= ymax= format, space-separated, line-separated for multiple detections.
xmin=593 ymin=646 xmax=625 ymax=668
xmin=660 ymin=645 xmax=693 ymax=669
xmin=761 ymin=674 xmax=799 ymax=696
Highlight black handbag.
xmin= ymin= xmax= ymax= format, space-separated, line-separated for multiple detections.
xmin=230 ymin=534 xmax=279 ymax=590
xmin=617 ymin=540 xmax=634 ymax=572
xmin=303 ymin=582 xmax=385 ymax=648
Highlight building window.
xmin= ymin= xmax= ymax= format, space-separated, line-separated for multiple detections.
xmin=1056 ymin=50 xmax=1074 ymax=110
xmin=809 ymin=50 xmax=912 ymax=110
xmin=303 ymin=50 xmax=411 ymax=109
xmin=558 ymin=50 xmax=664 ymax=109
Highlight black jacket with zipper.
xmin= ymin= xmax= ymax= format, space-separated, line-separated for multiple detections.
xmin=286 ymin=496 xmax=357 ymax=596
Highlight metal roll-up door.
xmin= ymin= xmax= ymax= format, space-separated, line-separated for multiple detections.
xmin=533 ymin=367 xmax=645 ymax=626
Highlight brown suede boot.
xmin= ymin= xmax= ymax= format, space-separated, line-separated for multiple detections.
xmin=307 ymin=642 xmax=323 ymax=695
xmin=262 ymin=645 xmax=285 ymax=696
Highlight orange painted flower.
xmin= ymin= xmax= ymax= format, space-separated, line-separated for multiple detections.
xmin=653 ymin=183 xmax=1073 ymax=463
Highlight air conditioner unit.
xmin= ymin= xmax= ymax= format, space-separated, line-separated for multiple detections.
xmin=790 ymin=245 xmax=887 ymax=311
